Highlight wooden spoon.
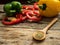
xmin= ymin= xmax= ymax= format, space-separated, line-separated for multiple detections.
xmin=33 ymin=18 xmax=58 ymax=40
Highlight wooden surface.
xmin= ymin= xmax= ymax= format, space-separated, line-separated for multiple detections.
xmin=0 ymin=5 xmax=60 ymax=45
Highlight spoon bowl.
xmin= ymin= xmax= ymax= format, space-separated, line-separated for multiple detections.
xmin=33 ymin=30 xmax=46 ymax=40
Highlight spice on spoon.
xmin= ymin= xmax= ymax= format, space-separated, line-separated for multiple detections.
xmin=35 ymin=31 xmax=44 ymax=39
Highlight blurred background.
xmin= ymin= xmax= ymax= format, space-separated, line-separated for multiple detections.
xmin=0 ymin=0 xmax=24 ymax=4
xmin=0 ymin=0 xmax=38 ymax=4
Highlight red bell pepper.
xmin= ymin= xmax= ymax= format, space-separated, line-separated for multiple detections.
xmin=2 ymin=17 xmax=22 ymax=25
xmin=22 ymin=5 xmax=34 ymax=10
xmin=33 ymin=11 xmax=40 ymax=17
xmin=33 ymin=3 xmax=39 ymax=10
xmin=26 ymin=11 xmax=41 ymax=22
xmin=2 ymin=13 xmax=24 ymax=25
xmin=22 ymin=5 xmax=28 ymax=9
xmin=16 ymin=13 xmax=27 ymax=21
xmin=22 ymin=10 xmax=29 ymax=14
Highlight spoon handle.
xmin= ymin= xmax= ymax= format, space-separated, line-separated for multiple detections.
xmin=43 ymin=18 xmax=58 ymax=33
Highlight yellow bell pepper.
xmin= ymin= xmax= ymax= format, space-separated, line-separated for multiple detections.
xmin=38 ymin=0 xmax=60 ymax=17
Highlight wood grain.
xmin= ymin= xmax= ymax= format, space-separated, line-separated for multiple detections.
xmin=0 ymin=5 xmax=60 ymax=45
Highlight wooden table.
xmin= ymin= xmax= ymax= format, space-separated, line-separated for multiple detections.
xmin=0 ymin=5 xmax=60 ymax=45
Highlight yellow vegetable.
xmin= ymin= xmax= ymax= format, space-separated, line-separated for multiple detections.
xmin=38 ymin=0 xmax=60 ymax=17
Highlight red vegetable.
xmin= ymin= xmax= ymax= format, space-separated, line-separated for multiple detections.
xmin=2 ymin=3 xmax=42 ymax=25
xmin=22 ymin=5 xmax=34 ymax=10
xmin=27 ymin=6 xmax=34 ymax=10
xmin=2 ymin=17 xmax=22 ymax=25
xmin=22 ymin=10 xmax=29 ymax=14
xmin=26 ymin=11 xmax=41 ymax=22
xmin=33 ymin=11 xmax=40 ymax=17
xmin=16 ymin=13 xmax=27 ymax=21
xmin=34 ymin=3 xmax=39 ymax=10
xmin=22 ymin=5 xmax=28 ymax=9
